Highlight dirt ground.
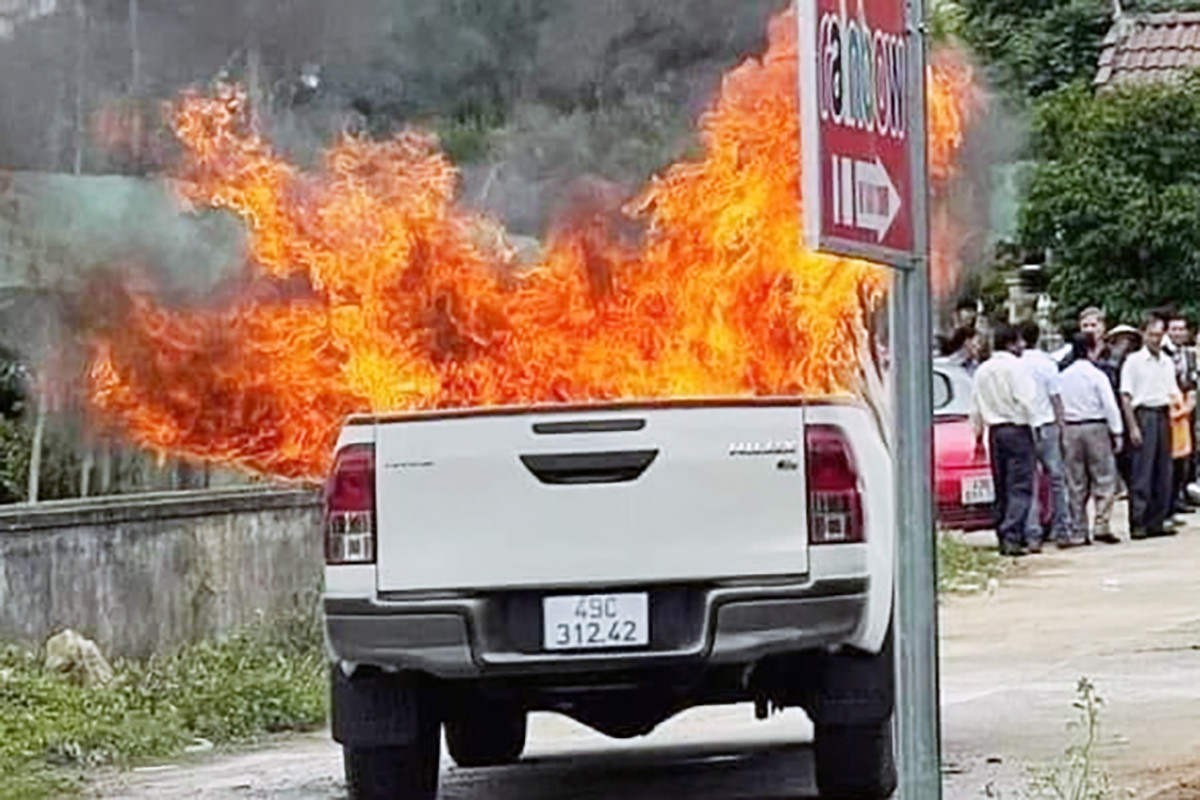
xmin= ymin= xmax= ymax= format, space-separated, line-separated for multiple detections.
xmin=940 ymin=518 xmax=1200 ymax=799
xmin=91 ymin=515 xmax=1200 ymax=799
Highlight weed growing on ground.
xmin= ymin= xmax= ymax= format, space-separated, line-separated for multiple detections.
xmin=938 ymin=531 xmax=1008 ymax=593
xmin=1026 ymin=678 xmax=1112 ymax=800
xmin=0 ymin=607 xmax=327 ymax=800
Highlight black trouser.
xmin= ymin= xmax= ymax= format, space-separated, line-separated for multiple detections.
xmin=1131 ymin=406 xmax=1173 ymax=533
xmin=1174 ymin=457 xmax=1192 ymax=511
xmin=1177 ymin=407 xmax=1197 ymax=508
xmin=1117 ymin=449 xmax=1133 ymax=491
xmin=989 ymin=424 xmax=1035 ymax=549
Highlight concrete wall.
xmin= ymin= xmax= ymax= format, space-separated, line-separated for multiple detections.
xmin=0 ymin=487 xmax=322 ymax=659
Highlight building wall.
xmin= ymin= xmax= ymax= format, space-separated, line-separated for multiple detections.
xmin=0 ymin=487 xmax=321 ymax=659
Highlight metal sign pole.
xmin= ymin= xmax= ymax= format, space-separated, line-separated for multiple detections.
xmin=794 ymin=0 xmax=940 ymax=786
xmin=894 ymin=0 xmax=942 ymax=796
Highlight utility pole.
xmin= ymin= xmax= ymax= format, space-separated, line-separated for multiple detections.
xmin=129 ymin=0 xmax=142 ymax=169
xmin=798 ymin=0 xmax=942 ymax=787
xmin=130 ymin=0 xmax=141 ymax=96
xmin=895 ymin=0 xmax=943 ymax=796
xmin=72 ymin=0 xmax=87 ymax=176
xmin=27 ymin=382 xmax=45 ymax=504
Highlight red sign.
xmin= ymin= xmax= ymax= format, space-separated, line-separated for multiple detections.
xmin=798 ymin=0 xmax=917 ymax=265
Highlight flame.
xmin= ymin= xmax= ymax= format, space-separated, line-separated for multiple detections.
xmin=86 ymin=7 xmax=979 ymax=481
xmin=928 ymin=48 xmax=980 ymax=186
xmin=927 ymin=47 xmax=985 ymax=299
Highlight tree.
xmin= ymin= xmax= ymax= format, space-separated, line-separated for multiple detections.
xmin=1020 ymin=77 xmax=1200 ymax=321
xmin=954 ymin=0 xmax=1111 ymax=103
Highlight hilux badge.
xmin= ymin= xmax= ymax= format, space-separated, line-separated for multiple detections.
xmin=728 ymin=441 xmax=798 ymax=457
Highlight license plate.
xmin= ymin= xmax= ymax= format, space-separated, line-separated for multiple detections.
xmin=543 ymin=593 xmax=650 ymax=651
xmin=961 ymin=474 xmax=995 ymax=505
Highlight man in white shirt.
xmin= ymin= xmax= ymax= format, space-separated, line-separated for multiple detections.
xmin=970 ymin=325 xmax=1038 ymax=556
xmin=1020 ymin=321 xmax=1071 ymax=548
xmin=1120 ymin=312 xmax=1182 ymax=538
xmin=1060 ymin=333 xmax=1125 ymax=545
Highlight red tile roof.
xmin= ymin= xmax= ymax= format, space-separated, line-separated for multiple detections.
xmin=1097 ymin=12 xmax=1200 ymax=87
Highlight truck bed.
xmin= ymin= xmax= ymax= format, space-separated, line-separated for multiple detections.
xmin=360 ymin=401 xmax=815 ymax=592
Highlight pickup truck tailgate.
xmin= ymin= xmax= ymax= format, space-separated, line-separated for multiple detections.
xmin=374 ymin=404 xmax=809 ymax=592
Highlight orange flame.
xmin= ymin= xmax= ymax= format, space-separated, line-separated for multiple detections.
xmin=86 ymin=8 xmax=979 ymax=481
xmin=928 ymin=47 xmax=985 ymax=299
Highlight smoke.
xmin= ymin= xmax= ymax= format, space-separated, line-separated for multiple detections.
xmin=0 ymin=0 xmax=369 ymax=348
xmin=0 ymin=0 xmax=843 ymax=415
xmin=460 ymin=0 xmax=789 ymax=235
xmin=0 ymin=173 xmax=246 ymax=397
xmin=0 ymin=0 xmax=796 ymax=374
xmin=928 ymin=44 xmax=1010 ymax=313
xmin=1 ymin=172 xmax=243 ymax=288
xmin=0 ymin=1 xmax=999 ymax=320
xmin=0 ymin=0 xmax=790 ymax=242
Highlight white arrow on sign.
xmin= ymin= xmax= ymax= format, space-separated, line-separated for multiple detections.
xmin=852 ymin=157 xmax=901 ymax=242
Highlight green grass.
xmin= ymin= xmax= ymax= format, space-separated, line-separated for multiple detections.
xmin=0 ymin=610 xmax=327 ymax=799
xmin=938 ymin=531 xmax=1009 ymax=593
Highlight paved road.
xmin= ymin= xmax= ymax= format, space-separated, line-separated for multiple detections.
xmin=940 ymin=524 xmax=1200 ymax=799
xmin=93 ymin=709 xmax=820 ymax=799
xmin=93 ymin=520 xmax=1200 ymax=800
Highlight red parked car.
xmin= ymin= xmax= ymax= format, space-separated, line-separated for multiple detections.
xmin=933 ymin=359 xmax=1053 ymax=533
xmin=934 ymin=360 xmax=996 ymax=531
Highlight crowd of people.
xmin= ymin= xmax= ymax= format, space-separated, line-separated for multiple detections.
xmin=961 ymin=306 xmax=1198 ymax=556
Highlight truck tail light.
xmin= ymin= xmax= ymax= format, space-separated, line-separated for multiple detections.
xmin=324 ymin=444 xmax=376 ymax=565
xmin=805 ymin=425 xmax=864 ymax=545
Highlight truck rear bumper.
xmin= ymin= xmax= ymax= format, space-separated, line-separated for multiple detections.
xmin=325 ymin=577 xmax=868 ymax=680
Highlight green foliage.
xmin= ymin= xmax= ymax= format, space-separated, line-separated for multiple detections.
xmin=1020 ymin=77 xmax=1200 ymax=321
xmin=432 ymin=118 xmax=495 ymax=164
xmin=0 ymin=350 xmax=23 ymax=420
xmin=1026 ymin=678 xmax=1111 ymax=800
xmin=956 ymin=0 xmax=1110 ymax=102
xmin=496 ymin=93 xmax=698 ymax=185
xmin=937 ymin=532 xmax=1008 ymax=592
xmin=0 ymin=351 xmax=27 ymax=503
xmin=0 ymin=419 xmax=30 ymax=503
xmin=341 ymin=0 xmax=549 ymax=128
xmin=929 ymin=0 xmax=968 ymax=43
xmin=0 ymin=611 xmax=327 ymax=799
xmin=0 ymin=417 xmax=86 ymax=504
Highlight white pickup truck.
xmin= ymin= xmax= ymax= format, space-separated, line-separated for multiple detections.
xmin=322 ymin=398 xmax=896 ymax=799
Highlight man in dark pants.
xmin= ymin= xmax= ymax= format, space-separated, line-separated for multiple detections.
xmin=1120 ymin=313 xmax=1182 ymax=539
xmin=1104 ymin=325 xmax=1143 ymax=491
xmin=970 ymin=325 xmax=1038 ymax=555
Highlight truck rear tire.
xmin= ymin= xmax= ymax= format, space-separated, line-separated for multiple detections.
xmin=343 ymin=723 xmax=439 ymax=800
xmin=445 ymin=702 xmax=527 ymax=767
xmin=813 ymin=718 xmax=897 ymax=799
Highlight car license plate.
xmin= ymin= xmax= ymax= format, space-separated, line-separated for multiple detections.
xmin=961 ymin=474 xmax=995 ymax=505
xmin=543 ymin=593 xmax=649 ymax=651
